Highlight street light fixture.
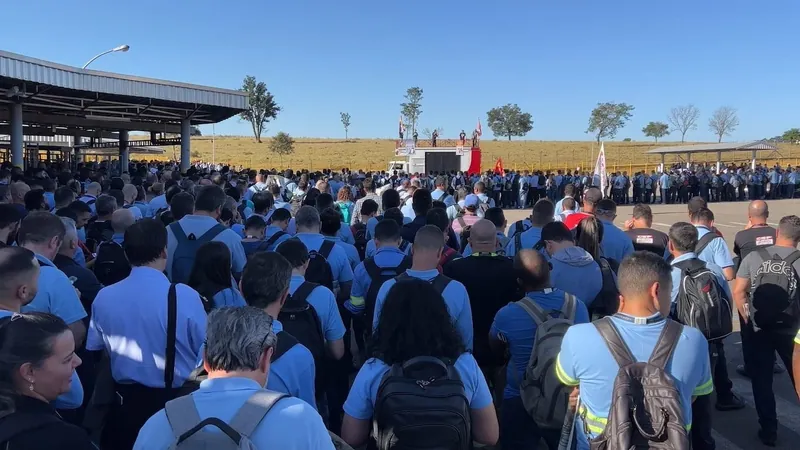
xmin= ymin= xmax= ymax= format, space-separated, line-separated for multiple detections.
xmin=82 ymin=45 xmax=130 ymax=69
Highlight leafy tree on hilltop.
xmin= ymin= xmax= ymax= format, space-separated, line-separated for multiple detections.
xmin=400 ymin=87 xmax=423 ymax=136
xmin=269 ymin=132 xmax=295 ymax=162
xmin=240 ymin=75 xmax=280 ymax=143
xmin=782 ymin=128 xmax=800 ymax=143
xmin=642 ymin=121 xmax=670 ymax=143
xmin=586 ymin=102 xmax=635 ymax=143
xmin=486 ymin=104 xmax=533 ymax=141
xmin=708 ymin=106 xmax=739 ymax=143
xmin=667 ymin=104 xmax=700 ymax=142
xmin=340 ymin=112 xmax=351 ymax=141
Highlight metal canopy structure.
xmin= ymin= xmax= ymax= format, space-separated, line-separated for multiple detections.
xmin=646 ymin=140 xmax=780 ymax=171
xmin=0 ymin=50 xmax=247 ymax=170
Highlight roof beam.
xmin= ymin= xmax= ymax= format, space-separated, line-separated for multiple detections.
xmin=0 ymin=110 xmax=181 ymax=133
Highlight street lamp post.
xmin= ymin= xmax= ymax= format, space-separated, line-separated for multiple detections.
xmin=82 ymin=45 xmax=130 ymax=69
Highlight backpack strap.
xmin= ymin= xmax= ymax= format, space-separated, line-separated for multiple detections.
xmin=265 ymin=231 xmax=286 ymax=247
xmin=169 ymin=222 xmax=188 ymax=243
xmin=165 ymin=393 xmax=203 ymax=441
xmin=695 ymin=232 xmax=719 ymax=255
xmin=165 ymin=283 xmax=178 ymax=389
xmin=430 ymin=274 xmax=452 ymax=295
xmin=227 ymin=390 xmax=289 ymax=438
xmin=647 ymin=319 xmax=683 ymax=370
xmin=533 ymin=239 xmax=545 ymax=251
xmin=364 ymin=258 xmax=382 ymax=280
xmin=319 ymin=239 xmax=335 ymax=259
xmin=784 ymin=250 xmax=800 ymax=267
xmin=755 ymin=247 xmax=772 ymax=263
xmin=291 ymin=282 xmax=318 ymax=305
xmin=197 ymin=223 xmax=227 ymax=244
xmin=592 ymin=317 xmax=636 ymax=368
xmin=515 ymin=296 xmax=550 ymax=325
xmin=456 ymin=216 xmax=467 ymax=229
xmin=515 ymin=231 xmax=522 ymax=253
xmin=562 ymin=293 xmax=577 ymax=321
xmin=272 ymin=331 xmax=299 ymax=361
xmin=399 ymin=239 xmax=410 ymax=252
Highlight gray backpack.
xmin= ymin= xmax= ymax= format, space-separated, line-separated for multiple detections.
xmin=517 ymin=292 xmax=577 ymax=430
xmin=164 ymin=390 xmax=287 ymax=449
xmin=589 ymin=317 xmax=690 ymax=450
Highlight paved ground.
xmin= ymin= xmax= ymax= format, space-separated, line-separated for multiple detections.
xmin=503 ymin=199 xmax=800 ymax=449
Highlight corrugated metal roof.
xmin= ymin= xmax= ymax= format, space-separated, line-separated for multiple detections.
xmin=646 ymin=140 xmax=779 ymax=154
xmin=0 ymin=50 xmax=247 ymax=110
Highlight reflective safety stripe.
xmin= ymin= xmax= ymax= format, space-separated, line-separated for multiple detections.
xmin=555 ymin=354 xmax=579 ymax=386
xmin=693 ymin=378 xmax=714 ymax=396
xmin=349 ymin=296 xmax=365 ymax=307
xmin=795 ymin=329 xmax=800 ymax=345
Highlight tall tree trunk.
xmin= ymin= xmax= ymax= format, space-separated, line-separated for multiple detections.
xmin=681 ymin=130 xmax=686 ymax=143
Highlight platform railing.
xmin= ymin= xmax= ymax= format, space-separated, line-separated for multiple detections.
xmin=395 ymin=137 xmax=480 ymax=149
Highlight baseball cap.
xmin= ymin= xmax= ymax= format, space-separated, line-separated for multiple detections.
xmin=464 ymin=194 xmax=480 ymax=209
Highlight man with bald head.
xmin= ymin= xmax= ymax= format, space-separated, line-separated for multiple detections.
xmin=489 ymin=249 xmax=589 ymax=448
xmin=121 ymin=184 xmax=143 ymax=220
xmin=734 ymin=200 xmax=776 ymax=266
xmin=79 ymin=181 xmax=102 ymax=216
xmin=444 ymin=219 xmax=519 ymax=396
xmin=111 ymin=208 xmax=136 ymax=245
xmin=371 ymin=224 xmax=474 ymax=351
xmin=7 ymin=181 xmax=30 ymax=217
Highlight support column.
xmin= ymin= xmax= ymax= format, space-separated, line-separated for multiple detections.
xmin=686 ymin=152 xmax=692 ymax=168
xmin=119 ymin=130 xmax=129 ymax=174
xmin=150 ymin=131 xmax=157 ymax=143
xmin=180 ymin=119 xmax=191 ymax=173
xmin=9 ymin=103 xmax=23 ymax=168
xmin=660 ymin=153 xmax=665 ymax=172
xmin=751 ymin=150 xmax=757 ymax=171
xmin=716 ymin=151 xmax=722 ymax=173
xmin=73 ymin=134 xmax=82 ymax=169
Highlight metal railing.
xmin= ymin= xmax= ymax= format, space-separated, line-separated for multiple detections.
xmin=395 ymin=138 xmax=479 ymax=149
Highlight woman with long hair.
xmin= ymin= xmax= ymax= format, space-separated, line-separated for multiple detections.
xmin=340 ymin=279 xmax=498 ymax=449
xmin=187 ymin=242 xmax=245 ymax=311
xmin=0 ymin=312 xmax=93 ymax=449
xmin=575 ymin=215 xmax=605 ymax=261
xmin=335 ymin=187 xmax=355 ymax=225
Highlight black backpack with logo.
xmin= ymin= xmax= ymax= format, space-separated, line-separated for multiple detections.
xmin=278 ymin=282 xmax=326 ymax=393
xmin=301 ymin=239 xmax=335 ymax=291
xmin=749 ymin=248 xmax=800 ymax=331
xmin=591 ymin=257 xmax=620 ymax=318
xmin=674 ymin=258 xmax=732 ymax=341
xmin=85 ymin=219 xmax=114 ymax=253
xmin=93 ymin=241 xmax=132 ymax=286
xmin=363 ymin=256 xmax=412 ymax=333
xmin=351 ymin=223 xmax=368 ymax=261
xmin=372 ymin=356 xmax=471 ymax=450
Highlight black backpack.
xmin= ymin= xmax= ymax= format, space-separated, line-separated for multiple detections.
xmin=363 ymin=256 xmax=412 ymax=334
xmin=351 ymin=223 xmax=368 ymax=261
xmin=85 ymin=220 xmax=114 ymax=253
xmin=695 ymin=232 xmax=720 ymax=255
xmin=264 ymin=230 xmax=287 ymax=251
xmin=749 ymin=248 xmax=800 ymax=330
xmin=0 ymin=412 xmax=63 ymax=447
xmin=591 ymin=257 xmax=620 ymax=318
xmin=372 ymin=356 xmax=471 ymax=450
xmin=300 ymin=239 xmax=335 ymax=291
xmin=278 ymin=282 xmax=327 ymax=394
xmin=93 ymin=241 xmax=132 ymax=286
xmin=674 ymin=258 xmax=733 ymax=341
xmin=395 ymin=272 xmax=451 ymax=295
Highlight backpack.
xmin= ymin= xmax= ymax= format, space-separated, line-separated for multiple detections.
xmin=517 ymin=292 xmax=577 ymax=430
xmin=93 ymin=241 xmax=132 ymax=286
xmin=590 ymin=318 xmax=690 ymax=450
xmin=278 ymin=282 xmax=326 ymax=393
xmin=0 ymin=412 xmax=63 ymax=447
xmin=748 ymin=248 xmax=800 ymax=330
xmin=455 ymin=217 xmax=471 ymax=251
xmin=538 ymin=175 xmax=545 ymax=187
xmin=510 ymin=220 xmax=528 ymax=238
xmin=395 ymin=272 xmax=451 ymax=297
xmin=399 ymin=239 xmax=410 ymax=253
xmin=694 ymin=232 xmax=720 ymax=255
xmin=590 ymin=257 xmax=620 ymax=318
xmin=337 ymin=202 xmax=352 ymax=225
xmin=169 ymin=223 xmax=227 ymax=284
xmin=237 ymin=202 xmax=247 ymax=219
xmin=297 ymin=239 xmax=335 ymax=290
xmin=165 ymin=390 xmax=287 ymax=450
xmin=674 ymin=258 xmax=732 ymax=341
xmin=438 ymin=247 xmax=459 ymax=273
xmin=363 ymin=256 xmax=412 ymax=332
xmin=85 ymin=220 xmax=114 ymax=253
xmin=351 ymin=223 xmax=368 ymax=261
xmin=264 ymin=231 xmax=287 ymax=251
xmin=242 ymin=239 xmax=271 ymax=259
xmin=373 ymin=356 xmax=471 ymax=450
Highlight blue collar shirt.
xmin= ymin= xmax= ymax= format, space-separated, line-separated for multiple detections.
xmin=694 ymin=225 xmax=734 ymax=270
xmin=24 ymin=254 xmax=87 ymax=326
xmin=351 ymin=246 xmax=409 ymax=311
xmin=166 ymin=215 xmax=247 ymax=280
xmin=148 ymin=194 xmax=168 ymax=214
xmin=599 ymin=219 xmax=635 ymax=263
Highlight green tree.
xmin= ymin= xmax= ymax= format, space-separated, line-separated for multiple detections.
xmin=642 ymin=121 xmax=670 ymax=143
xmin=782 ymin=128 xmax=800 ymax=143
xmin=239 ymin=75 xmax=280 ymax=143
xmin=400 ymin=87 xmax=423 ymax=135
xmin=708 ymin=106 xmax=739 ymax=142
xmin=586 ymin=102 xmax=635 ymax=142
xmin=340 ymin=112 xmax=351 ymax=141
xmin=667 ymin=104 xmax=700 ymax=142
xmin=486 ymin=104 xmax=534 ymax=141
xmin=269 ymin=132 xmax=295 ymax=158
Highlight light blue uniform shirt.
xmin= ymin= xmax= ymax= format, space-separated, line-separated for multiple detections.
xmin=78 ymin=194 xmax=97 ymax=215
xmin=431 ymin=189 xmax=456 ymax=207
xmin=0 ymin=310 xmax=84 ymax=409
xmin=490 ymin=289 xmax=590 ymax=398
xmin=283 ymin=233 xmax=354 ymax=286
xmin=372 ymin=269 xmax=473 ymax=351
xmin=111 ymin=232 xmax=125 ymax=245
xmin=268 ymin=319 xmax=318 ymax=408
xmin=365 ymin=238 xmax=412 ymax=259
xmin=556 ymin=313 xmax=713 ymax=448
xmin=659 ymin=174 xmax=671 ymax=189
xmin=134 ymin=201 xmax=152 ymax=218
xmin=25 ymin=254 xmax=87 ymax=326
xmin=86 ymin=267 xmax=207 ymax=388
xmin=366 ymin=216 xmax=413 ymax=240
xmin=148 ymin=194 xmax=168 ymax=214
xmin=122 ymin=204 xmax=143 ymax=221
xmin=554 ymin=196 xmax=573 ymax=218
xmin=44 ymin=192 xmax=55 ymax=210
xmin=695 ymin=225 xmax=734 ymax=269
xmin=323 ymin=236 xmax=360 ymax=269
xmin=264 ymin=225 xmax=292 ymax=250
xmin=344 ymin=353 xmax=492 ymax=420
xmin=133 ymin=377 xmax=333 ymax=450
xmin=599 ymin=219 xmax=635 ymax=263
xmin=400 ymin=203 xmax=416 ymax=220
xmin=352 ymin=247 xmax=409 ymax=301
xmin=166 ymin=215 xmax=247 ymax=280
xmin=212 ymin=287 xmax=247 ymax=309
xmin=670 ymin=252 xmax=732 ymax=304
xmin=289 ymin=274 xmax=345 ymax=342
xmin=504 ymin=226 xmax=543 ymax=258
xmin=337 ymin=223 xmax=356 ymax=246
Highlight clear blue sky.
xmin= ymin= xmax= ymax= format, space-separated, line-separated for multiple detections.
xmin=2 ymin=0 xmax=798 ymax=142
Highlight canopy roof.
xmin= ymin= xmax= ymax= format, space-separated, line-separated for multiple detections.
xmin=646 ymin=140 xmax=778 ymax=155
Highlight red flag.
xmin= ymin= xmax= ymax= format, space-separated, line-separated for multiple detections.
xmin=493 ymin=157 xmax=504 ymax=175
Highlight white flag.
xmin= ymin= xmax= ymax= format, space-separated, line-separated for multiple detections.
xmin=593 ymin=142 xmax=608 ymax=194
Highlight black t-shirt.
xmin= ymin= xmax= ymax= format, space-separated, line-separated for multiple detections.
xmin=625 ymin=227 xmax=669 ymax=257
xmin=733 ymin=225 xmax=776 ymax=261
xmin=442 ymin=254 xmax=521 ymax=368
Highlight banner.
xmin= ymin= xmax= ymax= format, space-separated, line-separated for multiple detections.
xmin=593 ymin=142 xmax=608 ymax=194
xmin=493 ymin=157 xmax=504 ymax=175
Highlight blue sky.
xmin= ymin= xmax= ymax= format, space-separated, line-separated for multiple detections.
xmin=2 ymin=0 xmax=798 ymax=142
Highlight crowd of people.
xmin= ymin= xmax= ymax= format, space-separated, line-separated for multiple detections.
xmin=0 ymin=158 xmax=799 ymax=449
